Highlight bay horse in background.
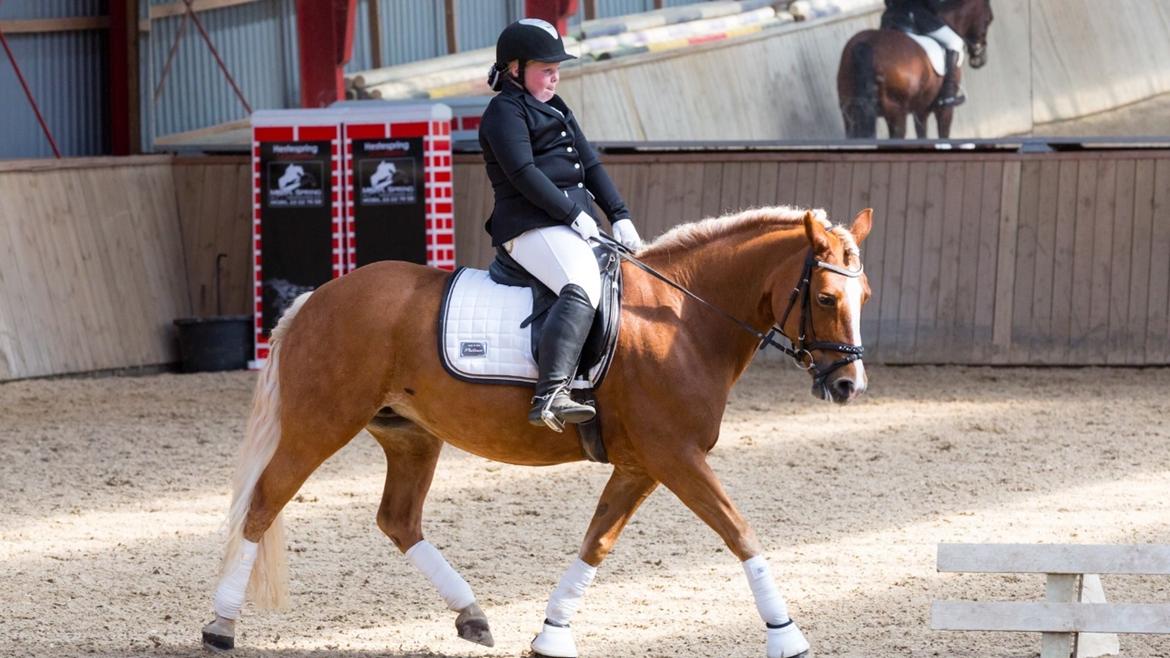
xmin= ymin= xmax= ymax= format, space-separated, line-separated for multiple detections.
xmin=837 ymin=0 xmax=993 ymax=139
xmin=200 ymin=206 xmax=873 ymax=658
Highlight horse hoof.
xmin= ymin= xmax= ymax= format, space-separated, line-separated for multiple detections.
xmin=201 ymin=630 xmax=234 ymax=653
xmin=201 ymin=616 xmax=235 ymax=653
xmin=455 ymin=603 xmax=495 ymax=647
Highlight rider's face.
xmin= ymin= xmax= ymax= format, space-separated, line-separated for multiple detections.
xmin=522 ymin=61 xmax=560 ymax=102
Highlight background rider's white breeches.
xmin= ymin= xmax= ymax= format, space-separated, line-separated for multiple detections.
xmin=213 ymin=540 xmax=259 ymax=620
xmin=742 ymin=555 xmax=790 ymax=625
xmin=926 ymin=25 xmax=965 ymax=65
xmin=506 ymin=225 xmax=602 ymax=309
xmin=405 ymin=540 xmax=477 ymax=611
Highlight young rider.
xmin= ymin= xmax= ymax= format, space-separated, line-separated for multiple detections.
xmin=881 ymin=0 xmax=967 ymax=106
xmin=479 ymin=19 xmax=643 ymax=429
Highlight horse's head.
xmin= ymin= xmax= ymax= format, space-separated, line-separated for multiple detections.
xmin=950 ymin=0 xmax=994 ymax=68
xmin=773 ymin=209 xmax=872 ymax=404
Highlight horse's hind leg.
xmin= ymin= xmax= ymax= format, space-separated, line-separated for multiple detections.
xmin=366 ymin=411 xmax=494 ymax=648
xmin=203 ymin=413 xmax=366 ymax=651
xmin=532 ymin=467 xmax=658 ymax=658
xmin=913 ymin=112 xmax=929 ymax=139
xmin=885 ymin=112 xmax=908 ymax=139
xmin=935 ymin=106 xmax=955 ymax=139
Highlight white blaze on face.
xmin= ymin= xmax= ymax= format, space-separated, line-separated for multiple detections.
xmin=844 ymin=273 xmax=866 ymax=384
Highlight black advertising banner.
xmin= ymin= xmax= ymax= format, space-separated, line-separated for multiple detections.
xmin=258 ymin=141 xmax=334 ymax=336
xmin=352 ymin=137 xmax=427 ymax=266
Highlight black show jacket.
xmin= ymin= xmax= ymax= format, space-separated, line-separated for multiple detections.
xmin=479 ymin=81 xmax=631 ymax=246
xmin=881 ymin=0 xmax=947 ymax=33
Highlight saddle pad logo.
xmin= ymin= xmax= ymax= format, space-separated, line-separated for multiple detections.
xmin=460 ymin=341 xmax=487 ymax=358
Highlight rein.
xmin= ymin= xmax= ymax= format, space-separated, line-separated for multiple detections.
xmin=595 ymin=233 xmax=865 ymax=388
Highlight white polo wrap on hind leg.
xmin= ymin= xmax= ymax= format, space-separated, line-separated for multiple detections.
xmin=743 ymin=555 xmax=790 ymax=625
xmin=405 ymin=540 xmax=476 ymax=611
xmin=545 ymin=557 xmax=597 ymax=625
xmin=213 ymin=540 xmax=258 ymax=620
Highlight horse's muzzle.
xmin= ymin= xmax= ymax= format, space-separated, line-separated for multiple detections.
xmin=813 ymin=369 xmax=866 ymax=404
xmin=969 ymin=45 xmax=988 ymax=69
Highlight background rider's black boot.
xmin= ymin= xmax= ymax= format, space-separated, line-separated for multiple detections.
xmin=937 ymin=50 xmax=966 ymax=107
xmin=528 ymin=284 xmax=597 ymax=431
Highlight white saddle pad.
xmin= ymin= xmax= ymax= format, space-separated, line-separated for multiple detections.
xmin=440 ymin=267 xmax=613 ymax=387
xmin=441 ymin=268 xmax=539 ymax=384
xmin=905 ymin=32 xmax=946 ymax=76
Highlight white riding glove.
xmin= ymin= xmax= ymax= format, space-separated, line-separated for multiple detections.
xmin=611 ymin=218 xmax=643 ymax=251
xmin=570 ymin=210 xmax=600 ymax=242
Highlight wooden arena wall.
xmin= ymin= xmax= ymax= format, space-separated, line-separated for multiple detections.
xmin=555 ymin=0 xmax=1170 ymax=140
xmin=456 ymin=150 xmax=1170 ymax=366
xmin=0 ymin=157 xmax=185 ymax=380
xmin=0 ymin=149 xmax=1166 ymax=380
xmin=0 ymin=156 xmax=250 ymax=381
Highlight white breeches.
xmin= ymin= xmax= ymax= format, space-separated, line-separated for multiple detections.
xmin=926 ymin=25 xmax=965 ymax=64
xmin=506 ymin=225 xmax=602 ymax=309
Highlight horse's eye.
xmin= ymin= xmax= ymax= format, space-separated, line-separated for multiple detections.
xmin=817 ymin=293 xmax=836 ymax=307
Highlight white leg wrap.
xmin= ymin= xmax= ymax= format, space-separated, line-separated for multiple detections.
xmin=405 ymin=540 xmax=476 ymax=611
xmin=544 ymin=558 xmax=597 ymax=626
xmin=213 ymin=540 xmax=258 ymax=620
xmin=742 ymin=555 xmax=790 ymax=626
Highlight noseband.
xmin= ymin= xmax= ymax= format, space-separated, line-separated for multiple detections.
xmin=597 ymin=234 xmax=864 ymax=388
xmin=760 ymin=250 xmax=865 ymax=389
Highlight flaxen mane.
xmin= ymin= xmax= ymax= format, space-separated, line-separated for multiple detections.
xmin=639 ymin=206 xmax=860 ymax=264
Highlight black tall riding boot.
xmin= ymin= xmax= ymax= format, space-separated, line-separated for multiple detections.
xmin=937 ymin=50 xmax=966 ymax=107
xmin=528 ymin=284 xmax=597 ymax=431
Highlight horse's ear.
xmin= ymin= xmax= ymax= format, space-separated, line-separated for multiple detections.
xmin=850 ymin=208 xmax=873 ymax=245
xmin=803 ymin=210 xmax=832 ymax=256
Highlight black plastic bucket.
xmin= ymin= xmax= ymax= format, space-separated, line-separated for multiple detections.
xmin=174 ymin=315 xmax=252 ymax=373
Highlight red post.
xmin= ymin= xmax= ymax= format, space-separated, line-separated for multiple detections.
xmin=296 ymin=0 xmax=357 ymax=108
xmin=109 ymin=0 xmax=140 ymax=154
xmin=524 ymin=0 xmax=579 ymax=35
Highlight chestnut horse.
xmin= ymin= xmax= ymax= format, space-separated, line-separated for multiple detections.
xmin=201 ymin=206 xmax=873 ymax=658
xmin=837 ymin=0 xmax=993 ymax=139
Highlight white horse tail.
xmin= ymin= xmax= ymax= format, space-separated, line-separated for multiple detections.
xmin=218 ymin=291 xmax=312 ymax=610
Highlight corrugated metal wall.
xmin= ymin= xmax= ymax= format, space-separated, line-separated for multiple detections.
xmin=1 ymin=0 xmax=711 ymax=157
xmin=141 ymin=0 xmax=295 ymax=149
xmin=0 ymin=1 xmax=108 ymax=158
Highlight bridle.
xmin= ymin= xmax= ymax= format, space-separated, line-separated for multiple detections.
xmin=761 ymin=250 xmax=865 ymax=390
xmin=596 ymin=234 xmax=865 ymax=390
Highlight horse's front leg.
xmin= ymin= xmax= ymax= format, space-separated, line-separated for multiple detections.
xmin=648 ymin=451 xmax=810 ymax=658
xmin=531 ymin=466 xmax=658 ymax=658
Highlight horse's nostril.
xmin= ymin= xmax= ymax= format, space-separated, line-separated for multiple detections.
xmin=833 ymin=379 xmax=855 ymax=398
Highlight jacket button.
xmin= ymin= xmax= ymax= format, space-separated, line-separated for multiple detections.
xmin=577 ymin=182 xmax=584 ymax=188
xmin=574 ymin=163 xmax=580 ymax=169
xmin=566 ymin=146 xmax=573 ymax=152
xmin=560 ymin=131 xmax=567 ymax=137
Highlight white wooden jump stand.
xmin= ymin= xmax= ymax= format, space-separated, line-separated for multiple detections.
xmin=932 ymin=544 xmax=1170 ymax=658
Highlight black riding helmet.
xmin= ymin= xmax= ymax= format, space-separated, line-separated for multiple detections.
xmin=487 ymin=18 xmax=576 ymax=91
